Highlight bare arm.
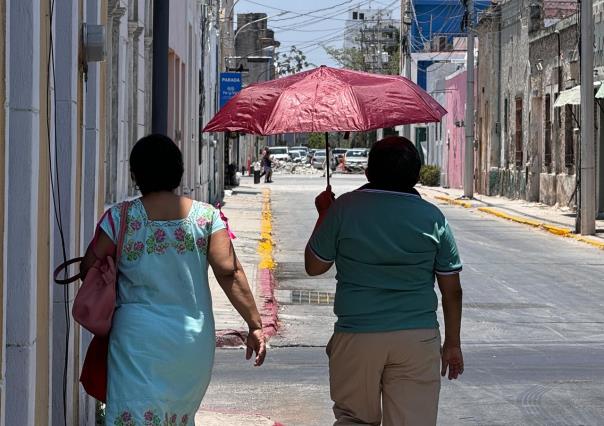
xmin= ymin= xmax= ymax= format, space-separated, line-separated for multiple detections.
xmin=437 ymin=273 xmax=464 ymax=380
xmin=80 ymin=230 xmax=115 ymax=280
xmin=304 ymin=244 xmax=333 ymax=276
xmin=304 ymin=188 xmax=335 ymax=276
xmin=208 ymin=229 xmax=266 ymax=366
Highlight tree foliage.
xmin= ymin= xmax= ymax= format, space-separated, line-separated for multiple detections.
xmin=323 ymin=26 xmax=401 ymax=75
xmin=306 ymin=133 xmax=326 ymax=149
xmin=277 ymin=46 xmax=313 ymax=76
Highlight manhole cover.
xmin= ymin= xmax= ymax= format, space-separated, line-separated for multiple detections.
xmin=276 ymin=289 xmax=335 ymax=305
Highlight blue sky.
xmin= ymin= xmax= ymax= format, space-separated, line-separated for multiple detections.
xmin=234 ymin=0 xmax=400 ymax=68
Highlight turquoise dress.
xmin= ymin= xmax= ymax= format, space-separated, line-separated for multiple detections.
xmin=100 ymin=199 xmax=225 ymax=426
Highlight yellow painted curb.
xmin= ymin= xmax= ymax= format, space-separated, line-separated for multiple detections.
xmin=258 ymin=188 xmax=276 ymax=270
xmin=434 ymin=195 xmax=473 ymax=208
xmin=541 ymin=224 xmax=572 ymax=236
xmin=477 ymin=207 xmax=542 ymax=228
xmin=478 ymin=207 xmax=604 ymax=250
xmin=570 ymin=234 xmax=604 ymax=250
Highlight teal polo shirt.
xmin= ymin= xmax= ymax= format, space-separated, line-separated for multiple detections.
xmin=309 ymin=188 xmax=462 ymax=333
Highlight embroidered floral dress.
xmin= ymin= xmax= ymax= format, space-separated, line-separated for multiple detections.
xmin=100 ymin=199 xmax=225 ymax=426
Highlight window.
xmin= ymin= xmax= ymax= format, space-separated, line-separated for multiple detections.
xmin=353 ymin=11 xmax=358 ymax=19
xmin=564 ymin=104 xmax=575 ymax=168
xmin=359 ymin=12 xmax=365 ymax=20
xmin=544 ymin=94 xmax=552 ymax=171
xmin=515 ymin=97 xmax=523 ymax=167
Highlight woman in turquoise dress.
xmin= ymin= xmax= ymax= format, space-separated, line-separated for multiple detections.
xmin=81 ymin=134 xmax=266 ymax=425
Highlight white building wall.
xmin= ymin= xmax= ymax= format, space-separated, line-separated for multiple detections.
xmin=5 ymin=0 xmax=41 ymax=423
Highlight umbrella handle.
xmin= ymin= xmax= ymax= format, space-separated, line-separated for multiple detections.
xmin=325 ymin=132 xmax=330 ymax=188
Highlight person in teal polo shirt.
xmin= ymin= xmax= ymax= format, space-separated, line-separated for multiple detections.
xmin=305 ymin=136 xmax=464 ymax=426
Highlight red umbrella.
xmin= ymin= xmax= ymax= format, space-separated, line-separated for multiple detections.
xmin=203 ymin=66 xmax=446 ymax=185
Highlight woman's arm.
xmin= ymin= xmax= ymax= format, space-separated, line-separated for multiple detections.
xmin=208 ymin=229 xmax=266 ymax=366
xmin=80 ymin=230 xmax=115 ymax=280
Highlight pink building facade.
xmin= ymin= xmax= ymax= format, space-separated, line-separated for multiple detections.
xmin=444 ymin=69 xmax=467 ymax=189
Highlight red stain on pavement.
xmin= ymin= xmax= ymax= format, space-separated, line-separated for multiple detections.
xmin=259 ymin=268 xmax=279 ymax=338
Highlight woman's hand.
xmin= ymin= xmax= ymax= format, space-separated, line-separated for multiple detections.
xmin=315 ymin=185 xmax=335 ymax=214
xmin=246 ymin=328 xmax=267 ymax=367
xmin=441 ymin=343 xmax=464 ymax=380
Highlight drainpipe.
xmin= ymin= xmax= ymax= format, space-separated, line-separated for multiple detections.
xmin=496 ymin=12 xmax=502 ymax=172
xmin=152 ymin=0 xmax=169 ymax=134
xmin=555 ymin=30 xmax=562 ymax=93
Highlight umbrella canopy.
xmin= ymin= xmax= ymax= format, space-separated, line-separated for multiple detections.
xmin=203 ymin=65 xmax=446 ymax=135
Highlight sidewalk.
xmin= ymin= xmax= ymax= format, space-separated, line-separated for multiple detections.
xmin=419 ymin=185 xmax=604 ymax=249
xmin=195 ymin=409 xmax=280 ymax=426
xmin=200 ymin=184 xmax=282 ymax=425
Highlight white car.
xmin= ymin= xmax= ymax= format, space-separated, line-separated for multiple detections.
xmin=289 ymin=150 xmax=304 ymax=163
xmin=268 ymin=146 xmax=289 ymax=161
xmin=344 ymin=149 xmax=368 ymax=170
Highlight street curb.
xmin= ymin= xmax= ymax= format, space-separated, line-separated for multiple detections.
xmin=427 ymin=192 xmax=604 ymax=251
xmin=476 ymin=207 xmax=604 ymax=249
xmin=433 ymin=194 xmax=473 ymax=208
xmin=258 ymin=188 xmax=279 ymax=338
xmin=214 ymin=189 xmax=279 ymax=348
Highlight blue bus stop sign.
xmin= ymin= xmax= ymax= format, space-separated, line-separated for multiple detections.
xmin=219 ymin=72 xmax=242 ymax=108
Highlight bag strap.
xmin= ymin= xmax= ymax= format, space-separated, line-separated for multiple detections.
xmin=115 ymin=201 xmax=130 ymax=261
xmin=53 ymin=257 xmax=85 ymax=285
xmin=54 ymin=202 xmax=129 ymax=285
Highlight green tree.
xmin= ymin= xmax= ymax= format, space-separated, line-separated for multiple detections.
xmin=277 ymin=46 xmax=313 ymax=76
xmin=323 ymin=46 xmax=367 ymax=71
xmin=306 ymin=133 xmax=326 ymax=149
xmin=323 ymin=26 xmax=400 ymax=75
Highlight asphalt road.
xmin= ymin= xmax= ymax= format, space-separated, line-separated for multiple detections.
xmin=202 ymin=175 xmax=604 ymax=426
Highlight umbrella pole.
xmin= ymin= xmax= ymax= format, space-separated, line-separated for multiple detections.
xmin=325 ymin=132 xmax=330 ymax=188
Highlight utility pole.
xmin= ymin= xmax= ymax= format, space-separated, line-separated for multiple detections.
xmin=152 ymin=0 xmax=169 ymax=134
xmin=401 ymin=0 xmax=412 ymax=139
xmin=579 ymin=0 xmax=596 ymax=234
xmin=463 ymin=0 xmax=475 ymax=198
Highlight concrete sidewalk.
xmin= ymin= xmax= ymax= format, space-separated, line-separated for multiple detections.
xmin=195 ymin=409 xmax=280 ymax=426
xmin=419 ymin=185 xmax=604 ymax=249
xmin=199 ymin=184 xmax=282 ymax=425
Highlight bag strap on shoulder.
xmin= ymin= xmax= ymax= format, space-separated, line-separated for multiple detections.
xmin=54 ymin=201 xmax=130 ymax=285
xmin=115 ymin=201 xmax=130 ymax=260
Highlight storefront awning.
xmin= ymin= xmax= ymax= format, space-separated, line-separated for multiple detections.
xmin=554 ymin=81 xmax=603 ymax=107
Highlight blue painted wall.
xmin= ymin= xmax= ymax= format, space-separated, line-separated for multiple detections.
xmin=411 ymin=0 xmax=487 ymax=89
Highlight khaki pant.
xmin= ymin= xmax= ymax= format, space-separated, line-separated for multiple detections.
xmin=326 ymin=329 xmax=441 ymax=426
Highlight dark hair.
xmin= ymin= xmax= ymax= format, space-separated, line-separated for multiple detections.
xmin=366 ymin=136 xmax=421 ymax=189
xmin=129 ymin=134 xmax=184 ymax=195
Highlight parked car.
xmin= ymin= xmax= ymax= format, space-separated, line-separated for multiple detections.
xmin=291 ymin=146 xmax=309 ymax=156
xmin=268 ymin=146 xmax=290 ymax=161
xmin=306 ymin=149 xmax=316 ymax=163
xmin=311 ymin=151 xmax=328 ymax=169
xmin=289 ymin=150 xmax=304 ymax=163
xmin=344 ymin=149 xmax=369 ymax=171
xmin=311 ymin=150 xmax=336 ymax=169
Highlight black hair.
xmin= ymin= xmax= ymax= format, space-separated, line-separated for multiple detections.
xmin=366 ymin=136 xmax=421 ymax=189
xmin=129 ymin=134 xmax=184 ymax=195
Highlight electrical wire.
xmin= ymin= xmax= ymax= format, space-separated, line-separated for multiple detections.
xmin=47 ymin=1 xmax=70 ymax=425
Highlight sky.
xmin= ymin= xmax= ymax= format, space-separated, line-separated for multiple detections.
xmin=234 ymin=0 xmax=401 ymax=69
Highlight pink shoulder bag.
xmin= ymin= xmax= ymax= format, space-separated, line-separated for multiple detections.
xmin=54 ymin=201 xmax=130 ymax=336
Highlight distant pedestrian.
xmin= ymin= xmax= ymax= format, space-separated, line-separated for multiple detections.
xmin=80 ymin=134 xmax=266 ymax=424
xmin=305 ymin=136 xmax=464 ymax=426
xmin=260 ymin=147 xmax=273 ymax=183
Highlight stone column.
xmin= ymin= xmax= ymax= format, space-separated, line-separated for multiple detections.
xmin=106 ymin=0 xmax=127 ymax=204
